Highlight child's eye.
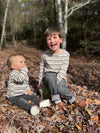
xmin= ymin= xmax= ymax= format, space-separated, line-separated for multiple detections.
xmin=47 ymin=38 xmax=51 ymax=41
xmin=20 ymin=61 xmax=23 ymax=63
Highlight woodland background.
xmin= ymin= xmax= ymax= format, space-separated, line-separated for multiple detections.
xmin=0 ymin=0 xmax=100 ymax=133
xmin=0 ymin=0 xmax=100 ymax=57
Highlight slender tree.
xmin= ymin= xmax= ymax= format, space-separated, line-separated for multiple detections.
xmin=0 ymin=0 xmax=10 ymax=50
xmin=8 ymin=0 xmax=23 ymax=47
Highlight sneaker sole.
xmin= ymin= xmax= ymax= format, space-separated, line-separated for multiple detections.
xmin=30 ymin=106 xmax=40 ymax=116
xmin=39 ymin=99 xmax=51 ymax=107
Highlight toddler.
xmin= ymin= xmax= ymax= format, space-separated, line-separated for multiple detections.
xmin=6 ymin=54 xmax=50 ymax=116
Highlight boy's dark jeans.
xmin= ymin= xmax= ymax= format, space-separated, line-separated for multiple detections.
xmin=44 ymin=72 xmax=75 ymax=103
xmin=8 ymin=94 xmax=41 ymax=112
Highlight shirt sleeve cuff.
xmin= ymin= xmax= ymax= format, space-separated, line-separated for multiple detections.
xmin=21 ymin=67 xmax=28 ymax=73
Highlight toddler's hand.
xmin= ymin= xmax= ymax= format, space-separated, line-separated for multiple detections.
xmin=27 ymin=90 xmax=33 ymax=96
xmin=23 ymin=64 xmax=27 ymax=68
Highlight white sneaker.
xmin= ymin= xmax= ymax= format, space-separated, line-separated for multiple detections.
xmin=30 ymin=106 xmax=40 ymax=116
xmin=39 ymin=99 xmax=51 ymax=107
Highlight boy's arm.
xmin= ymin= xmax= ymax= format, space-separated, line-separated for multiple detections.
xmin=10 ymin=67 xmax=28 ymax=84
xmin=57 ymin=52 xmax=70 ymax=84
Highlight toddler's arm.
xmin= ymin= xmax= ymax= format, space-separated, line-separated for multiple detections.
xmin=10 ymin=67 xmax=28 ymax=84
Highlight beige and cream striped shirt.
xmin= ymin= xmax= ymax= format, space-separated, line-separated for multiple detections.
xmin=6 ymin=68 xmax=30 ymax=98
xmin=39 ymin=49 xmax=70 ymax=84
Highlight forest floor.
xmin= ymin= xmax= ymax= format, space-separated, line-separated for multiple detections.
xmin=0 ymin=44 xmax=100 ymax=133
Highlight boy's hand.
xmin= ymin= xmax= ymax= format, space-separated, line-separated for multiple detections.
xmin=27 ymin=90 xmax=33 ymax=96
xmin=38 ymin=83 xmax=44 ymax=89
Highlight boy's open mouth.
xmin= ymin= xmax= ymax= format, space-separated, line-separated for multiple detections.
xmin=51 ymin=42 xmax=56 ymax=48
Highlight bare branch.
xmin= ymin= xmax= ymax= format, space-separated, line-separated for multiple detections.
xmin=67 ymin=0 xmax=98 ymax=18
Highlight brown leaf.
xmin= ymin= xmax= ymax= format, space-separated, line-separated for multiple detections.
xmin=87 ymin=109 xmax=92 ymax=116
xmin=58 ymin=115 xmax=66 ymax=120
xmin=50 ymin=128 xmax=58 ymax=132
xmin=88 ymin=120 xmax=94 ymax=126
xmin=62 ymin=106 xmax=68 ymax=112
xmin=50 ymin=114 xmax=58 ymax=121
xmin=93 ymin=100 xmax=100 ymax=105
xmin=86 ymin=98 xmax=92 ymax=104
xmin=88 ymin=126 xmax=95 ymax=133
xmin=75 ymin=123 xmax=82 ymax=131
xmin=41 ymin=107 xmax=54 ymax=117
xmin=89 ymin=92 xmax=94 ymax=96
xmin=91 ymin=116 xmax=99 ymax=122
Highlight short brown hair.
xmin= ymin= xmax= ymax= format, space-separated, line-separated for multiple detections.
xmin=7 ymin=54 xmax=24 ymax=70
xmin=44 ymin=27 xmax=62 ymax=39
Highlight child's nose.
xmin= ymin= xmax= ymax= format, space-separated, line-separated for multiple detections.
xmin=23 ymin=63 xmax=26 ymax=66
xmin=51 ymin=38 xmax=54 ymax=42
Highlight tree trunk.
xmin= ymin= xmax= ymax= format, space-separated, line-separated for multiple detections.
xmin=63 ymin=0 xmax=69 ymax=49
xmin=54 ymin=0 xmax=57 ymax=25
xmin=0 ymin=0 xmax=10 ymax=51
xmin=56 ymin=0 xmax=66 ymax=49
xmin=13 ymin=33 xmax=17 ymax=48
xmin=56 ymin=0 xmax=63 ymax=28
xmin=64 ymin=0 xmax=68 ymax=35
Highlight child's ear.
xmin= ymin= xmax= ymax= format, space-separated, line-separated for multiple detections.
xmin=60 ymin=38 xmax=63 ymax=43
xmin=11 ymin=64 xmax=15 ymax=70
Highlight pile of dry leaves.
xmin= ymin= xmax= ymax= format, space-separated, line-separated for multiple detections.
xmin=0 ymin=45 xmax=100 ymax=133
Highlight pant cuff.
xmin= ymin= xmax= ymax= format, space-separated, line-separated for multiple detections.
xmin=52 ymin=94 xmax=61 ymax=101
xmin=68 ymin=96 xmax=76 ymax=104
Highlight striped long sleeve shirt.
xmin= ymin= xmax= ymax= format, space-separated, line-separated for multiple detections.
xmin=6 ymin=67 xmax=30 ymax=98
xmin=39 ymin=49 xmax=70 ymax=84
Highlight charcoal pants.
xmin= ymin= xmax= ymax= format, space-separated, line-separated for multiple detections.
xmin=44 ymin=72 xmax=75 ymax=104
xmin=8 ymin=94 xmax=41 ymax=113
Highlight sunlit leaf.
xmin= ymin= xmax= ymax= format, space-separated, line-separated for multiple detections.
xmin=87 ymin=109 xmax=92 ymax=116
xmin=91 ymin=116 xmax=99 ymax=122
xmin=89 ymin=92 xmax=94 ymax=96
xmin=75 ymin=123 xmax=82 ymax=131
xmin=86 ymin=98 xmax=92 ymax=104
xmin=93 ymin=100 xmax=100 ymax=105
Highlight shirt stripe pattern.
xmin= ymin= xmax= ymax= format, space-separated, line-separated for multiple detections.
xmin=6 ymin=68 xmax=30 ymax=98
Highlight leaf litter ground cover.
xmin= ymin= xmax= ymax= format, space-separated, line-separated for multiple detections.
xmin=0 ymin=45 xmax=100 ymax=133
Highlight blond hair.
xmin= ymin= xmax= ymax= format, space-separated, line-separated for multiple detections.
xmin=7 ymin=54 xmax=24 ymax=70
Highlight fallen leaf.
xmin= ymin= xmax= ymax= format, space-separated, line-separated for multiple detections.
xmin=50 ymin=128 xmax=58 ymax=132
xmin=89 ymin=92 xmax=94 ymax=96
xmin=75 ymin=123 xmax=82 ymax=131
xmin=58 ymin=115 xmax=66 ymax=120
xmin=88 ymin=126 xmax=95 ymax=133
xmin=88 ymin=120 xmax=94 ymax=126
xmin=91 ymin=116 xmax=99 ymax=122
xmin=93 ymin=100 xmax=100 ymax=105
xmin=86 ymin=98 xmax=92 ymax=104
xmin=87 ymin=109 xmax=92 ymax=116
xmin=50 ymin=114 xmax=58 ymax=121
xmin=63 ymin=106 xmax=68 ymax=112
